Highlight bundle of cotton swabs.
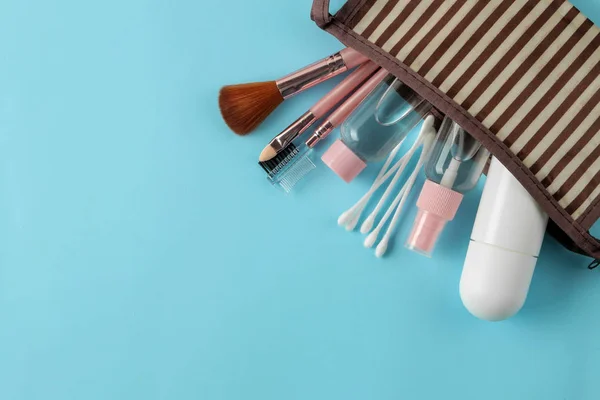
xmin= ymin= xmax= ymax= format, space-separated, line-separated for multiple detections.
xmin=338 ymin=116 xmax=437 ymax=257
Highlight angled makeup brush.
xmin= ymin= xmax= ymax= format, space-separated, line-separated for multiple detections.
xmin=219 ymin=48 xmax=369 ymax=135
xmin=258 ymin=61 xmax=379 ymax=162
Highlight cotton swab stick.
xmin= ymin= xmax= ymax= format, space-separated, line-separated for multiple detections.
xmin=337 ymin=151 xmax=399 ymax=229
xmin=374 ymin=126 xmax=437 ymax=257
xmin=338 ymin=140 xmax=406 ymax=230
xmin=337 ymin=116 xmax=435 ymax=233
xmin=339 ymin=147 xmax=415 ymax=231
xmin=359 ymin=136 xmax=422 ymax=234
xmin=360 ymin=116 xmax=436 ymax=234
xmin=364 ymin=142 xmax=427 ymax=249
xmin=375 ymin=138 xmax=435 ymax=257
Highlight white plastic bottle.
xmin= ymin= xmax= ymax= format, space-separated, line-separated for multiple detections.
xmin=460 ymin=157 xmax=548 ymax=321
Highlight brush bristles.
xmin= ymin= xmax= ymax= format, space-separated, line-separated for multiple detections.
xmin=219 ymin=81 xmax=283 ymax=135
xmin=259 ymin=144 xmax=299 ymax=177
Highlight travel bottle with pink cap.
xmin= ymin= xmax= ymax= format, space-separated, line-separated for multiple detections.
xmin=321 ymin=76 xmax=432 ymax=182
xmin=406 ymin=117 xmax=490 ymax=257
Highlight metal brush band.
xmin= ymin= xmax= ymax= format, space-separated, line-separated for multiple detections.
xmin=276 ymin=53 xmax=347 ymax=99
xmin=270 ymin=111 xmax=317 ymax=153
xmin=306 ymin=121 xmax=334 ymax=148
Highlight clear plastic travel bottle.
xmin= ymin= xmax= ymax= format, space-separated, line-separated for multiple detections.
xmin=321 ymin=75 xmax=433 ymax=182
xmin=406 ymin=116 xmax=490 ymax=257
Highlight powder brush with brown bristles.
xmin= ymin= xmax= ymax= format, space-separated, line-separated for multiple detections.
xmin=218 ymin=47 xmax=368 ymax=135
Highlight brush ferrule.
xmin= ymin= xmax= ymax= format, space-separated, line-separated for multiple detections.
xmin=307 ymin=121 xmax=334 ymax=148
xmin=270 ymin=111 xmax=317 ymax=153
xmin=276 ymin=52 xmax=347 ymax=99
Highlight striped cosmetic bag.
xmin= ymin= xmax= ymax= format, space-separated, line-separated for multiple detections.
xmin=311 ymin=0 xmax=600 ymax=260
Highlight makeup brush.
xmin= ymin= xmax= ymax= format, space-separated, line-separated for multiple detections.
xmin=258 ymin=68 xmax=388 ymax=193
xmin=259 ymin=62 xmax=379 ymax=162
xmin=219 ymin=48 xmax=369 ymax=135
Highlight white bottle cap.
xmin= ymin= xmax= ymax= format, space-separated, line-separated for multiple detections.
xmin=460 ymin=240 xmax=536 ymax=321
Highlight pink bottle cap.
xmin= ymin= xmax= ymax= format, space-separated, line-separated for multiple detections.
xmin=406 ymin=180 xmax=464 ymax=257
xmin=321 ymin=139 xmax=366 ymax=183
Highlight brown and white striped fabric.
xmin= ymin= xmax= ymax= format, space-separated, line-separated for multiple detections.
xmin=311 ymin=0 xmax=600 ymax=258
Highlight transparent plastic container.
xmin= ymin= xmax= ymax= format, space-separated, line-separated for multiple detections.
xmin=321 ymin=75 xmax=432 ymax=182
xmin=406 ymin=116 xmax=490 ymax=257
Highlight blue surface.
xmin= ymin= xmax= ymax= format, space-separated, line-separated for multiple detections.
xmin=1 ymin=0 xmax=600 ymax=399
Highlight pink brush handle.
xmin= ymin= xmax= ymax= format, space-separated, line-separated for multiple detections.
xmin=328 ymin=68 xmax=389 ymax=126
xmin=310 ymin=61 xmax=379 ymax=117
xmin=340 ymin=47 xmax=370 ymax=69
xmin=306 ymin=68 xmax=388 ymax=148
xmin=276 ymin=48 xmax=370 ymax=99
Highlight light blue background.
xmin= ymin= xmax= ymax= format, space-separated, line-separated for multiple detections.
xmin=1 ymin=0 xmax=600 ymax=399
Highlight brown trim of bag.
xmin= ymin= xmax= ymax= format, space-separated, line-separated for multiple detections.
xmin=311 ymin=0 xmax=600 ymax=259
xmin=580 ymin=197 xmax=600 ymax=229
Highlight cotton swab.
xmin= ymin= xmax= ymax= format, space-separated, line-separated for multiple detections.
xmin=336 ymin=113 xmax=441 ymax=257
xmin=359 ymin=138 xmax=421 ymax=234
xmin=338 ymin=148 xmax=409 ymax=230
xmin=339 ymin=116 xmax=434 ymax=234
xmin=375 ymin=133 xmax=436 ymax=257
xmin=339 ymin=147 xmax=418 ymax=231
xmin=362 ymin=117 xmax=436 ymax=254
xmin=364 ymin=141 xmax=428 ymax=249
xmin=337 ymin=140 xmax=405 ymax=229
xmin=359 ymin=118 xmax=434 ymax=234
xmin=363 ymin=183 xmax=409 ymax=248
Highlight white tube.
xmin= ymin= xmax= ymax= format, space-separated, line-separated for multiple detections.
xmin=460 ymin=157 xmax=548 ymax=321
